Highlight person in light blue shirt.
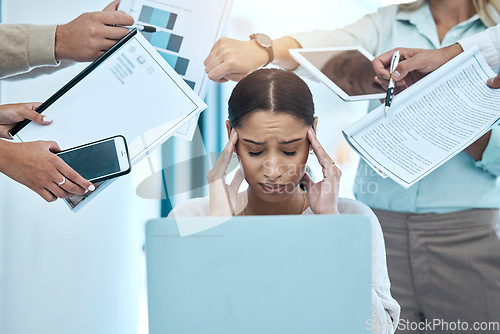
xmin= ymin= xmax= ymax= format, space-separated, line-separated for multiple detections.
xmin=203 ymin=0 xmax=500 ymax=332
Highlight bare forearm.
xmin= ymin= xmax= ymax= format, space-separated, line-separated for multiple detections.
xmin=465 ymin=131 xmax=491 ymax=161
xmin=271 ymin=36 xmax=302 ymax=71
xmin=0 ymin=140 xmax=11 ymax=173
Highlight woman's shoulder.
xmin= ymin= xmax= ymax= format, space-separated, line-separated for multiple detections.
xmin=338 ymin=198 xmax=381 ymax=232
xmin=168 ymin=197 xmax=210 ymax=218
xmin=338 ymin=198 xmax=375 ymax=216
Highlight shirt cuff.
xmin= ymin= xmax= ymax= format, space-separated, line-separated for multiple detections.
xmin=287 ymin=33 xmax=319 ymax=79
xmin=475 ymin=127 xmax=500 ymax=176
xmin=458 ymin=28 xmax=500 ymax=72
xmin=28 ymin=24 xmax=59 ymax=68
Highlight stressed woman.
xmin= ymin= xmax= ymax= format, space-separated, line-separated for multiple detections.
xmin=169 ymin=69 xmax=400 ymax=333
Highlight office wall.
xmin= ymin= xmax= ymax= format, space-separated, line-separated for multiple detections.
xmin=0 ymin=1 xmax=160 ymax=334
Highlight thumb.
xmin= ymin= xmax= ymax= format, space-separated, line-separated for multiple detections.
xmin=18 ymin=106 xmax=51 ymax=125
xmin=487 ymin=72 xmax=500 ymax=89
xmin=47 ymin=141 xmax=62 ymax=153
xmin=103 ymin=0 xmax=120 ymax=11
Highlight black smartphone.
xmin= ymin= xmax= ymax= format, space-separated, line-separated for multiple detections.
xmin=56 ymin=135 xmax=131 ymax=183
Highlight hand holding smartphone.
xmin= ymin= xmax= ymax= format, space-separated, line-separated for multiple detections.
xmin=57 ymin=135 xmax=131 ymax=183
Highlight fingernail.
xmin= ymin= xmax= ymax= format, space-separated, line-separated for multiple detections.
xmin=43 ymin=116 xmax=52 ymax=123
xmin=393 ymin=71 xmax=401 ymax=78
xmin=88 ymin=184 xmax=96 ymax=191
xmin=487 ymin=78 xmax=494 ymax=86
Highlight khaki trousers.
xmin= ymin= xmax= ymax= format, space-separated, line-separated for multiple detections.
xmin=372 ymin=208 xmax=500 ymax=334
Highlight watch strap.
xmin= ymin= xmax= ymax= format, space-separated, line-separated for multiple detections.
xmin=250 ymin=33 xmax=274 ymax=67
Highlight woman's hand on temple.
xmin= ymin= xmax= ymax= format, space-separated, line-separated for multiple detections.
xmin=207 ymin=129 xmax=244 ymax=216
xmin=301 ymin=128 xmax=341 ymax=215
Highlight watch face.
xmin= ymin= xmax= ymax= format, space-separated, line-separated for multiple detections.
xmin=255 ymin=34 xmax=272 ymax=48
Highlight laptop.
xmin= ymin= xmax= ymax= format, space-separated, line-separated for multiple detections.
xmin=145 ymin=215 xmax=372 ymax=333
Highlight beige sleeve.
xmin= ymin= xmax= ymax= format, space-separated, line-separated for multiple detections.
xmin=458 ymin=24 xmax=500 ymax=72
xmin=0 ymin=24 xmax=59 ymax=79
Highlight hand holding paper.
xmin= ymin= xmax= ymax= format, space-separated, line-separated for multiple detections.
xmin=345 ymin=47 xmax=500 ymax=188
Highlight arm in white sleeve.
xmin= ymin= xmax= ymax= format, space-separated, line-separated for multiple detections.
xmin=288 ymin=6 xmax=394 ymax=78
xmin=458 ymin=24 xmax=500 ymax=72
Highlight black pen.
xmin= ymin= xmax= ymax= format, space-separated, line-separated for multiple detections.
xmin=384 ymin=51 xmax=400 ymax=118
xmin=119 ymin=24 xmax=156 ymax=33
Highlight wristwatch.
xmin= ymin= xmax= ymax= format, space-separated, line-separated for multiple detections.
xmin=250 ymin=33 xmax=274 ymax=67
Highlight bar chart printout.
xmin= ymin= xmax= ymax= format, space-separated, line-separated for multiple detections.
xmin=119 ymin=0 xmax=233 ymax=97
xmin=139 ymin=5 xmax=177 ymax=30
xmin=144 ymin=31 xmax=183 ymax=53
xmin=119 ymin=0 xmax=234 ymax=139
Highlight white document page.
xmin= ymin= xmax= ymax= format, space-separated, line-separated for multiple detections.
xmin=119 ymin=0 xmax=233 ymax=140
xmin=16 ymin=32 xmax=206 ymax=164
xmin=343 ymin=47 xmax=500 ymax=188
xmin=15 ymin=31 xmax=207 ymax=209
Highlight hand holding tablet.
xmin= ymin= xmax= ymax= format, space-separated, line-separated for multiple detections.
xmin=289 ymin=46 xmax=385 ymax=101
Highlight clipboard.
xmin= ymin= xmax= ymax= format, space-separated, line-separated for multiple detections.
xmin=11 ymin=29 xmax=207 ymax=210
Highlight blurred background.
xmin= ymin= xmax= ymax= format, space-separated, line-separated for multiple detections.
xmin=0 ymin=0 xmax=411 ymax=333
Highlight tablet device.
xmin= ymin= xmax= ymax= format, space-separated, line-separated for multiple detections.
xmin=289 ymin=46 xmax=386 ymax=101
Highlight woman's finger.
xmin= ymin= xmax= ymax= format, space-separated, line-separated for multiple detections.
xmin=59 ymin=176 xmax=88 ymax=196
xmin=17 ymin=105 xmax=51 ymax=125
xmin=208 ymin=129 xmax=238 ymax=182
xmin=323 ymin=162 xmax=342 ymax=180
xmin=59 ymin=163 xmax=95 ymax=193
xmin=48 ymin=180 xmax=72 ymax=199
xmin=372 ymin=50 xmax=395 ymax=80
xmin=39 ymin=189 xmax=58 ymax=202
xmin=487 ymin=71 xmax=500 ymax=89
xmin=307 ymin=128 xmax=335 ymax=168
xmin=374 ymin=76 xmax=389 ymax=90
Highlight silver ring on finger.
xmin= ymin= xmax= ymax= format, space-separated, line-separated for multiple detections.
xmin=57 ymin=176 xmax=66 ymax=187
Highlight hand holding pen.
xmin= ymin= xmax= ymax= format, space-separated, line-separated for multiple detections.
xmin=384 ymin=51 xmax=400 ymax=117
xmin=119 ymin=24 xmax=157 ymax=33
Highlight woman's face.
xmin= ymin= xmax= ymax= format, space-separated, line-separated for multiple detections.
xmin=229 ymin=110 xmax=316 ymax=202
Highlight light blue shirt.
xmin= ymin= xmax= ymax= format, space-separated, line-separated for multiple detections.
xmin=292 ymin=3 xmax=500 ymax=213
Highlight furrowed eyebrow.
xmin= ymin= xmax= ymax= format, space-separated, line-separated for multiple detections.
xmin=279 ymin=138 xmax=302 ymax=145
xmin=242 ymin=139 xmax=265 ymax=145
xmin=242 ymin=138 xmax=303 ymax=145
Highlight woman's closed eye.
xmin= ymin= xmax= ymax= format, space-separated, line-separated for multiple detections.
xmin=283 ymin=150 xmax=296 ymax=156
xmin=248 ymin=151 xmax=263 ymax=157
